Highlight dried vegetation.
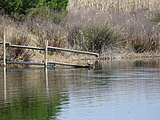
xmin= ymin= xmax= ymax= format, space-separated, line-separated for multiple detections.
xmin=0 ymin=0 xmax=160 ymax=62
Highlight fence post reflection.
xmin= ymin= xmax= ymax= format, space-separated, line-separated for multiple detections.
xmin=3 ymin=67 xmax=7 ymax=102
xmin=45 ymin=67 xmax=49 ymax=97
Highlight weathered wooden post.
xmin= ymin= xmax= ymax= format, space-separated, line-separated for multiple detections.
xmin=44 ymin=40 xmax=48 ymax=67
xmin=3 ymin=30 xmax=6 ymax=67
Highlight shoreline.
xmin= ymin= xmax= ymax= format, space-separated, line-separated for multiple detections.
xmin=1 ymin=53 xmax=160 ymax=68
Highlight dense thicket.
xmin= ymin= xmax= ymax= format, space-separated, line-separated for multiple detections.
xmin=0 ymin=0 xmax=68 ymax=15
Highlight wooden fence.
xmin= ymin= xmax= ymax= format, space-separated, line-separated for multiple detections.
xmin=0 ymin=37 xmax=99 ymax=68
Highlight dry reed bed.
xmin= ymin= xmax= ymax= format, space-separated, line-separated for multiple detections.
xmin=68 ymin=0 xmax=160 ymax=12
xmin=67 ymin=4 xmax=160 ymax=54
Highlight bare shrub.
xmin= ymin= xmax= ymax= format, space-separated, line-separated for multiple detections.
xmin=36 ymin=26 xmax=67 ymax=48
xmin=8 ymin=32 xmax=34 ymax=61
xmin=27 ymin=6 xmax=67 ymax=25
xmin=24 ymin=13 xmax=67 ymax=48
xmin=67 ymin=26 xmax=82 ymax=48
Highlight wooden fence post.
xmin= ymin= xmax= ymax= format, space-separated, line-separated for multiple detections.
xmin=44 ymin=40 xmax=48 ymax=67
xmin=3 ymin=30 xmax=6 ymax=67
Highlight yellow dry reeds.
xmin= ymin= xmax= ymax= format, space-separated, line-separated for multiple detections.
xmin=68 ymin=0 xmax=160 ymax=12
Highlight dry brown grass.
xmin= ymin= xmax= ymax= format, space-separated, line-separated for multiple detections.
xmin=0 ymin=15 xmax=68 ymax=62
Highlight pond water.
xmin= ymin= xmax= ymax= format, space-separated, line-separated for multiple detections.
xmin=0 ymin=60 xmax=160 ymax=120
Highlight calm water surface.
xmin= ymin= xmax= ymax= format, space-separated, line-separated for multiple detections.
xmin=0 ymin=60 xmax=160 ymax=120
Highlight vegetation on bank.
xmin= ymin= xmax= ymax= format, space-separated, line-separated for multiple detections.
xmin=0 ymin=0 xmax=160 ymax=62
xmin=68 ymin=25 xmax=120 ymax=54
xmin=0 ymin=0 xmax=68 ymax=16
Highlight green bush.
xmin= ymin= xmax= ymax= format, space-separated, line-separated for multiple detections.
xmin=68 ymin=25 xmax=119 ymax=54
xmin=132 ymin=42 xmax=148 ymax=53
xmin=0 ymin=0 xmax=23 ymax=15
xmin=0 ymin=0 xmax=68 ymax=16
xmin=27 ymin=6 xmax=67 ymax=24
xmin=46 ymin=0 xmax=68 ymax=11
xmin=131 ymin=38 xmax=159 ymax=53
xmin=152 ymin=11 xmax=160 ymax=23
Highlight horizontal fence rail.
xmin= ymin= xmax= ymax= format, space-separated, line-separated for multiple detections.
xmin=1 ymin=42 xmax=99 ymax=57
xmin=8 ymin=44 xmax=44 ymax=51
xmin=6 ymin=61 xmax=91 ymax=68
xmin=0 ymin=42 xmax=10 ymax=45
xmin=48 ymin=46 xmax=99 ymax=57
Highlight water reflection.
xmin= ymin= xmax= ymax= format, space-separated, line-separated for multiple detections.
xmin=94 ymin=61 xmax=102 ymax=70
xmin=134 ymin=60 xmax=160 ymax=68
xmin=0 ymin=67 xmax=69 ymax=120
xmin=57 ymin=60 xmax=160 ymax=120
xmin=3 ymin=67 xmax=6 ymax=102
xmin=0 ymin=60 xmax=160 ymax=120
xmin=45 ymin=68 xmax=49 ymax=97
